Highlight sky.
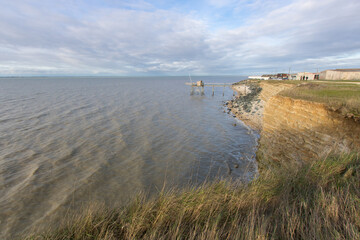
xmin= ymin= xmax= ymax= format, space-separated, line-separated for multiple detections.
xmin=1 ymin=0 xmax=360 ymax=76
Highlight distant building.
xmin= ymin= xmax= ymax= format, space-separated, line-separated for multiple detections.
xmin=290 ymin=74 xmax=297 ymax=80
xmin=277 ymin=73 xmax=288 ymax=80
xmin=262 ymin=74 xmax=278 ymax=79
xmin=296 ymin=72 xmax=319 ymax=80
xmin=319 ymin=69 xmax=360 ymax=80
xmin=248 ymin=76 xmax=270 ymax=80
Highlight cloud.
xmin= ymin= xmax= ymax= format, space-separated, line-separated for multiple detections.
xmin=0 ymin=1 xmax=213 ymax=75
xmin=207 ymin=0 xmax=360 ymax=73
xmin=207 ymin=0 xmax=237 ymax=8
xmin=0 ymin=0 xmax=360 ymax=75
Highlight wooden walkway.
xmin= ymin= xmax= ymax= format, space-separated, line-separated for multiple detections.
xmin=185 ymin=82 xmax=234 ymax=96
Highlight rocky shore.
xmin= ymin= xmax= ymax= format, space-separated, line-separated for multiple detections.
xmin=226 ymin=81 xmax=264 ymax=131
xmin=226 ymin=80 xmax=294 ymax=132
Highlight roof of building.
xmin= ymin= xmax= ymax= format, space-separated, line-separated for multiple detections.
xmin=332 ymin=68 xmax=360 ymax=72
xmin=297 ymin=72 xmax=316 ymax=74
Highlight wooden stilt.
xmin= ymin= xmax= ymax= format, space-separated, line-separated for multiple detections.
xmin=185 ymin=82 xmax=232 ymax=95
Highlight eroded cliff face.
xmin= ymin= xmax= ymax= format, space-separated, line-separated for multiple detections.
xmin=229 ymin=82 xmax=293 ymax=131
xmin=259 ymin=95 xmax=360 ymax=166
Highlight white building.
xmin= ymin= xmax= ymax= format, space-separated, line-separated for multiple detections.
xmin=248 ymin=76 xmax=270 ymax=80
xmin=319 ymin=69 xmax=360 ymax=80
xmin=296 ymin=72 xmax=319 ymax=80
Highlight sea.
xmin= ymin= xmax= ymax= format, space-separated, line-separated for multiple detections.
xmin=0 ymin=76 xmax=258 ymax=238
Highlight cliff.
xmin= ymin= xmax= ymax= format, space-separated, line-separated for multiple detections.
xmin=259 ymin=95 xmax=360 ymax=166
xmin=230 ymin=80 xmax=360 ymax=167
xmin=228 ymin=81 xmax=293 ymax=131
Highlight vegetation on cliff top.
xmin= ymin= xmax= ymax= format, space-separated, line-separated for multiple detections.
xmin=279 ymin=83 xmax=360 ymax=120
xmin=26 ymin=153 xmax=360 ymax=240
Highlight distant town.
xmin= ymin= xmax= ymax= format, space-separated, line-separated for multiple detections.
xmin=249 ymin=68 xmax=360 ymax=81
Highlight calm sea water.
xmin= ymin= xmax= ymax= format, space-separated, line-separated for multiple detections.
xmin=0 ymin=76 xmax=258 ymax=238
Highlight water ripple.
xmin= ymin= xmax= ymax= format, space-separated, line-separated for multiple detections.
xmin=0 ymin=76 xmax=256 ymax=239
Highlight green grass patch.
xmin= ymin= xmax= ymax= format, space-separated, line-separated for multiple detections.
xmin=237 ymin=80 xmax=301 ymax=85
xmin=315 ymin=79 xmax=360 ymax=83
xmin=261 ymin=80 xmax=302 ymax=85
xmin=25 ymin=153 xmax=360 ymax=240
xmin=280 ymin=83 xmax=360 ymax=118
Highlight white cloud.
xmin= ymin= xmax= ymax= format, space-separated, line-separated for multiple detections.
xmin=0 ymin=0 xmax=360 ymax=75
xmin=206 ymin=0 xmax=360 ymax=73
xmin=207 ymin=0 xmax=237 ymax=8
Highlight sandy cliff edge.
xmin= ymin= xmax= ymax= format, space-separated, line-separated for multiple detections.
xmin=227 ymin=80 xmax=360 ymax=165
xmin=227 ymin=81 xmax=293 ymax=132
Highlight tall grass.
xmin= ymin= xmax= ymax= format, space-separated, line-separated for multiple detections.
xmin=27 ymin=153 xmax=360 ymax=240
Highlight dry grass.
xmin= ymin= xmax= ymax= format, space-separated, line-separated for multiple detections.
xmin=26 ymin=153 xmax=360 ymax=240
xmin=279 ymin=83 xmax=360 ymax=119
xmin=316 ymin=79 xmax=360 ymax=83
xmin=261 ymin=80 xmax=302 ymax=85
xmin=237 ymin=80 xmax=301 ymax=85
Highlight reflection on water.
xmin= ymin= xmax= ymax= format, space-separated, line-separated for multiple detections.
xmin=0 ymin=76 xmax=257 ymax=238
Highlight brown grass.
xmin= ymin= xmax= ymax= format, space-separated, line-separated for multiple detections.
xmin=26 ymin=153 xmax=360 ymax=240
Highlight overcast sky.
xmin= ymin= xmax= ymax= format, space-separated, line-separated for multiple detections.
xmin=1 ymin=0 xmax=360 ymax=76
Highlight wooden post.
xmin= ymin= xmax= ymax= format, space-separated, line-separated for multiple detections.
xmin=212 ymin=85 xmax=214 ymax=96
xmin=223 ymin=85 xmax=225 ymax=96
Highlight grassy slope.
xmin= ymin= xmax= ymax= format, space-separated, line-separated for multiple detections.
xmin=27 ymin=154 xmax=360 ymax=240
xmin=279 ymin=83 xmax=360 ymax=118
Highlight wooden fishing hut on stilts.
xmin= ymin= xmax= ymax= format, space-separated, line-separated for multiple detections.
xmin=185 ymin=81 xmax=234 ymax=96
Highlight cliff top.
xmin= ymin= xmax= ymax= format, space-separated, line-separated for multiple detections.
xmin=278 ymin=82 xmax=360 ymax=120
